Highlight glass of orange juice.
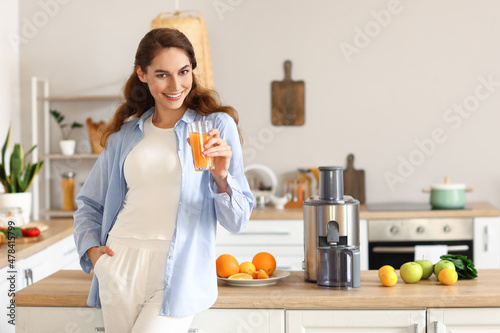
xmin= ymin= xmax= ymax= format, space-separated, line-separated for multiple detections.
xmin=188 ymin=120 xmax=215 ymax=171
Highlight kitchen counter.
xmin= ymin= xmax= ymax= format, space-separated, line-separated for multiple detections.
xmin=0 ymin=219 xmax=73 ymax=269
xmin=250 ymin=202 xmax=500 ymax=220
xmin=15 ymin=269 xmax=500 ymax=309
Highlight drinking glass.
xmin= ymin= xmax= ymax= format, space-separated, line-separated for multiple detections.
xmin=188 ymin=120 xmax=215 ymax=171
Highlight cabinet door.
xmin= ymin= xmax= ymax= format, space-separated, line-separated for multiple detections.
xmin=0 ymin=266 xmax=14 ymax=333
xmin=286 ymin=309 xmax=426 ymax=333
xmin=16 ymin=246 xmax=51 ymax=290
xmin=49 ymin=234 xmax=81 ymax=270
xmin=16 ymin=235 xmax=80 ymax=290
xmin=428 ymin=308 xmax=500 ymax=332
xmin=16 ymin=306 xmax=104 ymax=333
xmin=473 ymin=217 xmax=500 ymax=269
xmin=191 ymin=309 xmax=284 ymax=333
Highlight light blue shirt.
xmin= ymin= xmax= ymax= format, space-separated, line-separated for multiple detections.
xmin=73 ymin=107 xmax=254 ymax=317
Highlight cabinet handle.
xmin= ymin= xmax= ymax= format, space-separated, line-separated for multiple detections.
xmin=188 ymin=329 xmax=198 ymax=333
xmin=25 ymin=269 xmax=33 ymax=286
xmin=278 ymin=266 xmax=293 ymax=270
xmin=484 ymin=225 xmax=489 ymax=252
xmin=239 ymin=231 xmax=291 ymax=236
xmin=413 ymin=323 xmax=418 ymax=333
xmin=372 ymin=245 xmax=469 ymax=253
xmin=95 ymin=327 xmax=105 ymax=332
xmin=433 ymin=321 xmax=439 ymax=333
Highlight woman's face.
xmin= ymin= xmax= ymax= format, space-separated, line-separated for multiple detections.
xmin=137 ymin=47 xmax=193 ymax=114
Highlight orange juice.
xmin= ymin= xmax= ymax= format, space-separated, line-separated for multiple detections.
xmin=189 ymin=132 xmax=214 ymax=171
xmin=61 ymin=176 xmax=76 ymax=211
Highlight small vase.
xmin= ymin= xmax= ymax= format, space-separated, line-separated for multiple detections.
xmin=60 ymin=140 xmax=76 ymax=156
xmin=0 ymin=192 xmax=32 ymax=225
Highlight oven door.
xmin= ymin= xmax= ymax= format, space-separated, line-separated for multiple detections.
xmin=368 ymin=240 xmax=473 ymax=270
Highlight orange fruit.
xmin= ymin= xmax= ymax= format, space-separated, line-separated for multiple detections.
xmin=256 ymin=269 xmax=269 ymax=279
xmin=438 ymin=268 xmax=458 ymax=285
xmin=379 ymin=270 xmax=398 ymax=287
xmin=216 ymin=254 xmax=239 ymax=278
xmin=228 ymin=273 xmax=253 ymax=280
xmin=251 ymin=271 xmax=259 ymax=279
xmin=239 ymin=261 xmax=256 ymax=275
xmin=378 ymin=265 xmax=395 ymax=280
xmin=252 ymin=252 xmax=276 ymax=276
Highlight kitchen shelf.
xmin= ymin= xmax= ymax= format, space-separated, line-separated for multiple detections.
xmin=31 ymin=77 xmax=119 ymax=220
xmin=37 ymin=95 xmax=121 ymax=102
xmin=39 ymin=153 xmax=100 ymax=160
xmin=39 ymin=210 xmax=75 ymax=218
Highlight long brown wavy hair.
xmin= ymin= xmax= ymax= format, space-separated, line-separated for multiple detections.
xmin=101 ymin=28 xmax=240 ymax=146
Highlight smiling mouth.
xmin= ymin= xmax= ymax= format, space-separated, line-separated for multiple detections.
xmin=163 ymin=91 xmax=183 ymax=100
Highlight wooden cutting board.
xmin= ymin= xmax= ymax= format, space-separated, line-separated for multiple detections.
xmin=271 ymin=60 xmax=305 ymax=126
xmin=343 ymin=154 xmax=366 ymax=204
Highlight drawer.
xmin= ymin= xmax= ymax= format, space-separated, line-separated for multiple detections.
xmin=217 ymin=220 xmax=303 ymax=246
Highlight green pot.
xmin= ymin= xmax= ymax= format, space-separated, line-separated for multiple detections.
xmin=426 ymin=178 xmax=471 ymax=210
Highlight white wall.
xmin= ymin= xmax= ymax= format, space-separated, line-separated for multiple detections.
xmin=0 ymin=0 xmax=20 ymax=195
xmin=19 ymin=0 xmax=500 ymax=207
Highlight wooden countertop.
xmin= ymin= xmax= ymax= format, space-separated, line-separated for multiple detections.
xmin=0 ymin=219 xmax=73 ymax=269
xmin=250 ymin=202 xmax=500 ymax=220
xmin=16 ymin=269 xmax=500 ymax=309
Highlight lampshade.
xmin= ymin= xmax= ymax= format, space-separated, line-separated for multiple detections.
xmin=151 ymin=11 xmax=214 ymax=90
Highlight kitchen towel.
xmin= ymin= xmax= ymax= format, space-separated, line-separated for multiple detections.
xmin=414 ymin=245 xmax=448 ymax=264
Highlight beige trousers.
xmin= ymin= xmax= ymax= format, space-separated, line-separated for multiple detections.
xmin=94 ymin=236 xmax=194 ymax=333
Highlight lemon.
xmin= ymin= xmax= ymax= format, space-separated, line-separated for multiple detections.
xmin=239 ymin=261 xmax=256 ymax=275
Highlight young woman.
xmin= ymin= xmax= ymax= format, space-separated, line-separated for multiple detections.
xmin=73 ymin=28 xmax=253 ymax=333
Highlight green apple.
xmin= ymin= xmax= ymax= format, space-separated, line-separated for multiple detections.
xmin=434 ymin=260 xmax=455 ymax=277
xmin=415 ymin=259 xmax=433 ymax=279
xmin=400 ymin=262 xmax=423 ymax=283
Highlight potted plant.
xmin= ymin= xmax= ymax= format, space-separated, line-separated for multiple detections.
xmin=0 ymin=126 xmax=44 ymax=223
xmin=50 ymin=109 xmax=83 ymax=155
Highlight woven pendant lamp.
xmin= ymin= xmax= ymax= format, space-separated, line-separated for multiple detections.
xmin=151 ymin=10 xmax=214 ymax=90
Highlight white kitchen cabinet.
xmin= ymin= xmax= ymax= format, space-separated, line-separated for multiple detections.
xmin=17 ymin=306 xmax=104 ymax=333
xmin=0 ymin=231 xmax=79 ymax=333
xmin=428 ymin=308 xmax=500 ymax=332
xmin=286 ymin=309 xmax=426 ymax=333
xmin=473 ymin=217 xmax=500 ymax=269
xmin=17 ymin=307 xmax=285 ymax=333
xmin=0 ymin=265 xmax=15 ymax=333
xmin=217 ymin=217 xmax=370 ymax=271
xmin=15 ymin=234 xmax=80 ymax=290
xmin=216 ymin=218 xmax=370 ymax=271
xmin=216 ymin=219 xmax=303 ymax=270
xmin=191 ymin=309 xmax=285 ymax=333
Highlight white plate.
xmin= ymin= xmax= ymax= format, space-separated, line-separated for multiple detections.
xmin=217 ymin=269 xmax=290 ymax=287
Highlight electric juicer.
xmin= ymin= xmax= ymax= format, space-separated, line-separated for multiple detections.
xmin=303 ymin=166 xmax=361 ymax=288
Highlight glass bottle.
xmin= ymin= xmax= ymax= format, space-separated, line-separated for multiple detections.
xmin=61 ymin=172 xmax=76 ymax=211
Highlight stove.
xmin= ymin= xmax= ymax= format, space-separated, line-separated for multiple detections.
xmin=365 ymin=202 xmax=474 ymax=269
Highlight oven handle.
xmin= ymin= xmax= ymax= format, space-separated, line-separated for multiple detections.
xmin=372 ymin=245 xmax=470 ymax=253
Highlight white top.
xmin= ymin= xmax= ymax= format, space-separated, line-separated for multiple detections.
xmin=109 ymin=116 xmax=181 ymax=240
